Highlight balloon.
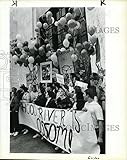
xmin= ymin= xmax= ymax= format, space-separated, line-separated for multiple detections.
xmin=59 ymin=17 xmax=66 ymax=26
xmin=16 ymin=34 xmax=22 ymax=41
xmin=39 ymin=46 xmax=45 ymax=56
xmin=88 ymin=25 xmax=96 ymax=36
xmin=20 ymin=54 xmax=26 ymax=62
xmin=42 ymin=14 xmax=47 ymax=21
xmin=46 ymin=51 xmax=52 ymax=57
xmin=51 ymin=17 xmax=55 ymax=24
xmin=74 ymin=8 xmax=81 ymax=17
xmin=68 ymin=36 xmax=73 ymax=45
xmin=46 ymin=43 xmax=51 ymax=51
xmin=89 ymin=35 xmax=97 ymax=45
xmin=55 ymin=21 xmax=58 ymax=26
xmin=71 ymin=54 xmax=77 ymax=62
xmin=67 ymin=19 xmax=77 ymax=29
xmin=88 ymin=45 xmax=95 ymax=55
xmin=51 ymin=53 xmax=57 ymax=63
xmin=28 ymin=56 xmax=34 ymax=64
xmin=13 ymin=55 xmax=19 ymax=62
xmin=34 ymin=43 xmax=40 ymax=50
xmin=65 ymin=33 xmax=72 ymax=39
xmin=10 ymin=48 xmax=15 ymax=56
xmin=17 ymin=59 xmax=23 ymax=66
xmin=76 ymin=43 xmax=83 ymax=52
xmin=53 ymin=61 xmax=58 ymax=67
xmin=75 ymin=21 xmax=81 ymax=29
xmin=35 ymin=55 xmax=41 ymax=63
xmin=35 ymin=27 xmax=39 ymax=32
xmin=43 ymin=23 xmax=48 ymax=29
xmin=69 ymin=47 xmax=74 ymax=54
xmin=23 ymin=46 xmax=29 ymax=52
xmin=17 ymin=42 xmax=23 ymax=49
xmin=29 ymin=47 xmax=35 ymax=55
xmin=44 ymin=38 xmax=49 ymax=44
xmin=47 ymin=18 xmax=52 ymax=24
xmin=36 ymin=21 xmax=42 ymax=28
xmin=66 ymin=13 xmax=73 ymax=21
xmin=29 ymin=63 xmax=33 ymax=70
xmin=83 ymin=41 xmax=91 ymax=50
xmin=56 ymin=49 xmax=61 ymax=56
xmin=81 ymin=49 xmax=87 ymax=56
xmin=63 ymin=39 xmax=70 ymax=48
xmin=23 ymin=41 xmax=28 ymax=47
xmin=60 ymin=47 xmax=66 ymax=53
xmin=24 ymin=62 xmax=28 ymax=67
xmin=68 ymin=8 xmax=73 ymax=14
xmin=46 ymin=11 xmax=52 ymax=19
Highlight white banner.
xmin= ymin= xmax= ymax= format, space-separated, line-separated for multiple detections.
xmin=19 ymin=103 xmax=100 ymax=154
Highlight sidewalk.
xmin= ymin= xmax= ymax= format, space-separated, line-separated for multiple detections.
xmin=10 ymin=130 xmax=60 ymax=153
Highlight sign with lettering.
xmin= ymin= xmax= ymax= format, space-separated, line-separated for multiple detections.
xmin=75 ymin=81 xmax=88 ymax=91
xmin=19 ymin=103 xmax=100 ymax=154
xmin=56 ymin=73 xmax=64 ymax=85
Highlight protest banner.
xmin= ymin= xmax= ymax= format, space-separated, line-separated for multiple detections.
xmin=19 ymin=103 xmax=100 ymax=154
xmin=56 ymin=73 xmax=64 ymax=85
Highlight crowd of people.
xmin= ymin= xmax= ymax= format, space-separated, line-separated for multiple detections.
xmin=10 ymin=72 xmax=105 ymax=153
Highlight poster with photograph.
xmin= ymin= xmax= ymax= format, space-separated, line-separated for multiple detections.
xmin=40 ymin=61 xmax=52 ymax=83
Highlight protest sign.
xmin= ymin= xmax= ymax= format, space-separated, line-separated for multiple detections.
xmin=40 ymin=61 xmax=52 ymax=83
xmin=19 ymin=103 xmax=100 ymax=154
xmin=75 ymin=81 xmax=88 ymax=91
xmin=56 ymin=73 xmax=64 ymax=85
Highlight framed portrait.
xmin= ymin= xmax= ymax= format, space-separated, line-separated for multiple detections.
xmin=40 ymin=61 xmax=52 ymax=83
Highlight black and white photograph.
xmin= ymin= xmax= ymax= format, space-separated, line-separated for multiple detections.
xmin=10 ymin=7 xmax=106 ymax=154
xmin=40 ymin=61 xmax=52 ymax=83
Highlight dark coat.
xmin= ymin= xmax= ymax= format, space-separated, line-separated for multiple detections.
xmin=34 ymin=94 xmax=47 ymax=107
xmin=57 ymin=97 xmax=72 ymax=109
xmin=45 ymin=98 xmax=57 ymax=108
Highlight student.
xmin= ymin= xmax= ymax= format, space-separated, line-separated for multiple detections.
xmin=34 ymin=86 xmax=47 ymax=107
xmin=20 ymin=84 xmax=30 ymax=135
xmin=10 ymin=89 xmax=22 ymax=136
xmin=82 ymin=87 xmax=104 ymax=153
xmin=72 ymin=86 xmax=85 ymax=110
xmin=57 ymin=87 xmax=72 ymax=109
xmin=45 ymin=90 xmax=57 ymax=108
xmin=30 ymin=85 xmax=38 ymax=103
xmin=20 ymin=84 xmax=30 ymax=103
xmin=32 ymin=86 xmax=47 ymax=139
